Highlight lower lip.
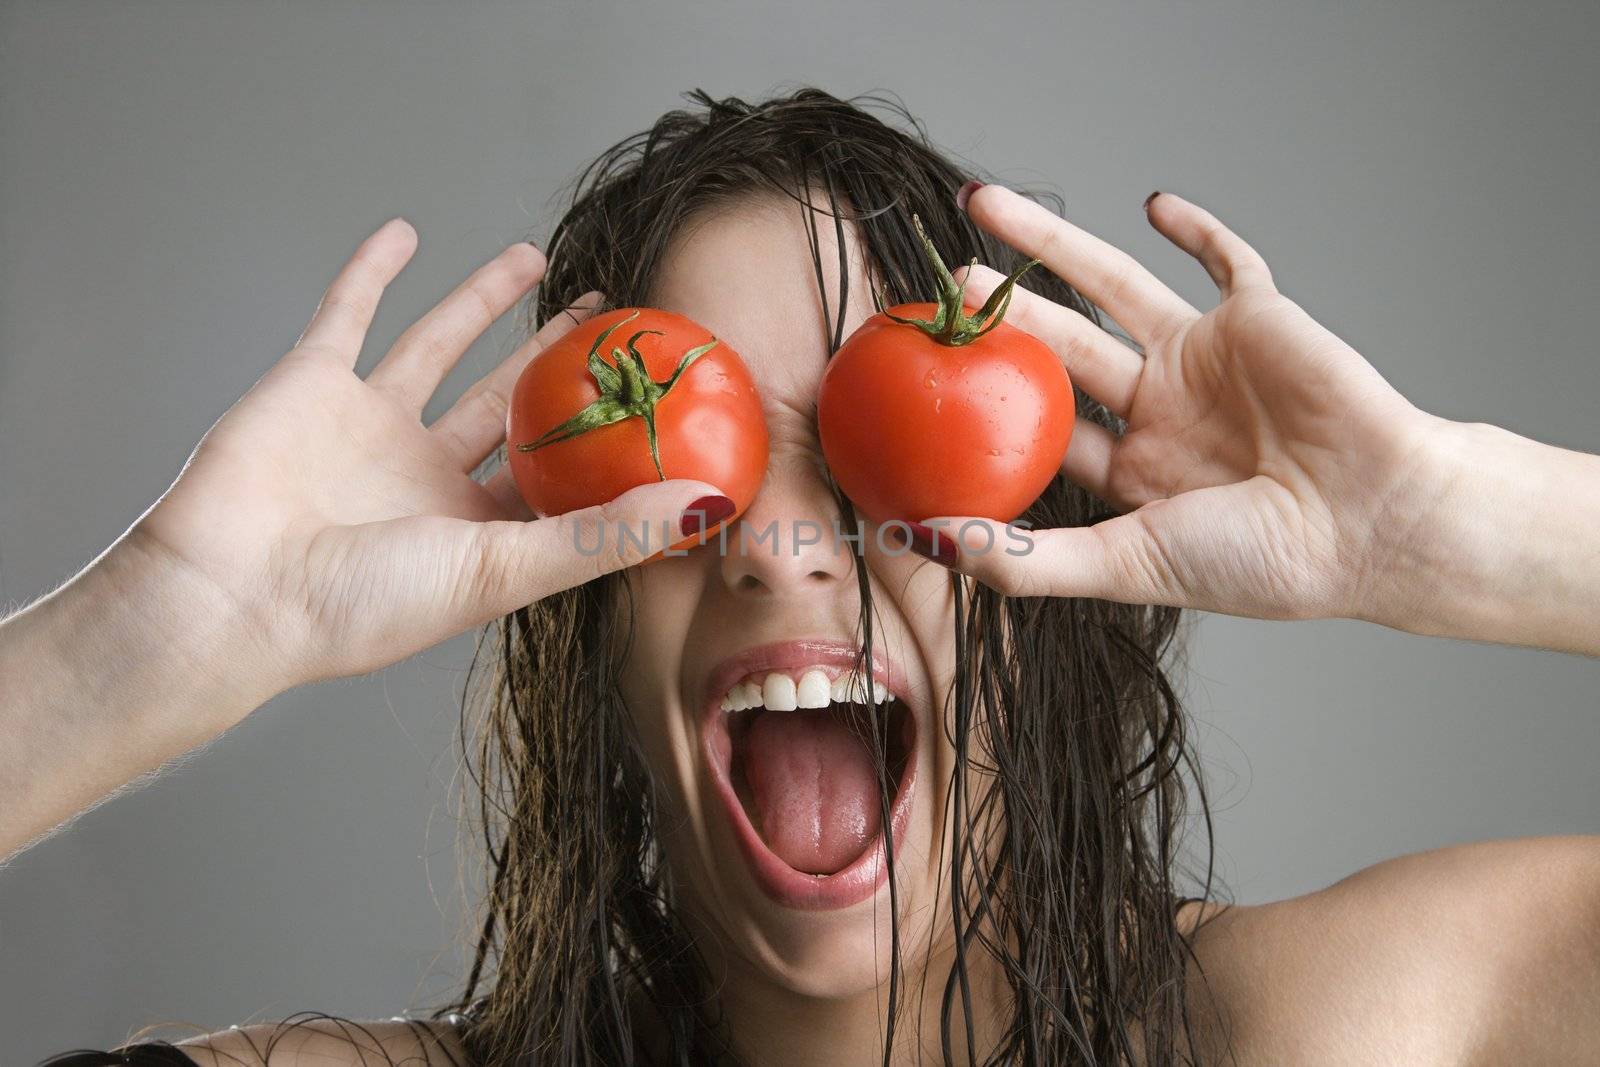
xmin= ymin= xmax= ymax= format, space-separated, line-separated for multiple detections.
xmin=703 ymin=709 xmax=917 ymax=911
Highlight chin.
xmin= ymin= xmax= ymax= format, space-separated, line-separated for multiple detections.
xmin=738 ymin=899 xmax=914 ymax=998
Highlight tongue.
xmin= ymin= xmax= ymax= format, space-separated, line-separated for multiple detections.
xmin=743 ymin=708 xmax=882 ymax=874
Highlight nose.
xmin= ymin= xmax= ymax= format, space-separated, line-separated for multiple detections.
xmin=719 ymin=454 xmax=855 ymax=598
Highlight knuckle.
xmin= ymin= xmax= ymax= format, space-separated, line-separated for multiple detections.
xmin=975 ymin=553 xmax=1035 ymax=598
xmin=349 ymin=251 xmax=393 ymax=287
xmin=989 ymin=566 xmax=1032 ymax=598
xmin=1114 ymin=521 xmax=1180 ymax=602
xmin=290 ymin=340 xmax=344 ymax=362
xmin=320 ymin=292 xmax=374 ymax=324
xmin=598 ymin=497 xmax=662 ymax=566
xmin=464 ymin=522 xmax=521 ymax=608
xmin=1197 ymin=218 xmax=1229 ymax=251
xmin=593 ymin=496 xmax=630 ymax=533
xmin=1058 ymin=315 xmax=1101 ymax=359
xmin=1033 ymin=222 xmax=1067 ymax=264
xmin=1097 ymin=256 xmax=1140 ymax=309
xmin=562 ymin=504 xmax=629 ymax=573
xmin=470 ymin=378 xmax=512 ymax=426
xmin=460 ymin=278 xmax=499 ymax=326
xmin=1248 ymin=257 xmax=1276 ymax=289
xmin=1209 ymin=227 xmax=1274 ymax=289
xmin=436 ymin=381 xmax=513 ymax=465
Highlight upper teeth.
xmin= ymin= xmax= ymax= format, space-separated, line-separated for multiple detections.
xmin=720 ymin=668 xmax=891 ymax=712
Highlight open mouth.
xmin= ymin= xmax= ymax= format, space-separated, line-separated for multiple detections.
xmin=702 ymin=643 xmax=918 ymax=910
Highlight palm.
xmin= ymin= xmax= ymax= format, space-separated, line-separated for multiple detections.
xmin=1107 ymin=291 xmax=1426 ymax=616
xmin=1122 ymin=292 xmax=1402 ymax=497
xmin=218 ymin=358 xmax=493 ymax=532
xmin=140 ymin=352 xmax=507 ymax=673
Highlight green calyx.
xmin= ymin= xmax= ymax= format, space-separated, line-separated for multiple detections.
xmin=514 ymin=310 xmax=719 ymax=480
xmin=881 ymin=213 xmax=1041 ymax=346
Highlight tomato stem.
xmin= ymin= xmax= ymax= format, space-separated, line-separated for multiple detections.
xmin=880 ymin=214 xmax=1040 ymax=347
xmin=514 ymin=310 xmax=719 ymax=481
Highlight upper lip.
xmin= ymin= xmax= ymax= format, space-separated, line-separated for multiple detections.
xmin=701 ymin=637 xmax=909 ymax=721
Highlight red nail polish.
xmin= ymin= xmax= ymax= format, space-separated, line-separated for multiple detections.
xmin=890 ymin=521 xmax=958 ymax=567
xmin=956 ymin=180 xmax=984 ymax=212
xmin=1143 ymin=190 xmax=1162 ymax=211
xmin=680 ymin=495 xmax=736 ymax=537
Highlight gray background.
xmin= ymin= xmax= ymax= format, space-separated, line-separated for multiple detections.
xmin=2 ymin=0 xmax=1597 ymax=1059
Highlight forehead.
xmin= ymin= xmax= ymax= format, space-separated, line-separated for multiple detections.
xmin=648 ymin=194 xmax=876 ymax=409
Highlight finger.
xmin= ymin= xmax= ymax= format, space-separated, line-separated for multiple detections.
xmin=1144 ymin=192 xmax=1274 ymax=297
xmin=465 ymin=479 xmax=732 ymax=618
xmin=429 ymin=291 xmax=606 ymax=471
xmin=907 ymin=508 xmax=1179 ymax=605
xmin=366 ymin=241 xmax=547 ymax=411
xmin=295 ymin=217 xmax=418 ymax=368
xmin=1060 ymin=418 xmax=1119 ymax=504
xmin=963 ymin=184 xmax=1197 ymax=345
xmin=478 ymin=463 xmax=535 ymax=521
xmin=955 ymin=263 xmax=1143 ymax=416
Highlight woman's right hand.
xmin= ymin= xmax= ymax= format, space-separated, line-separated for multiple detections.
xmin=130 ymin=218 xmax=727 ymax=691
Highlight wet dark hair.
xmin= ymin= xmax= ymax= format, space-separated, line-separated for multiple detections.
xmin=446 ymin=87 xmax=1223 ymax=1065
xmin=40 ymin=86 xmax=1222 ymax=1067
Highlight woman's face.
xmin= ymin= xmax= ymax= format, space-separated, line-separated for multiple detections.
xmin=617 ymin=195 xmax=961 ymax=1000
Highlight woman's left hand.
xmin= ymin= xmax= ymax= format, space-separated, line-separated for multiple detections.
xmin=934 ymin=186 xmax=1456 ymax=627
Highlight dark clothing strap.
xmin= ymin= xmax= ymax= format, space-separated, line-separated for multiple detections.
xmin=37 ymin=1043 xmax=198 ymax=1067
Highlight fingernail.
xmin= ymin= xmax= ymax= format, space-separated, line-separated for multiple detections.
xmin=1143 ymin=190 xmax=1162 ymax=211
xmin=956 ymin=180 xmax=984 ymax=212
xmin=680 ymin=495 xmax=736 ymax=537
xmin=886 ymin=521 xmax=959 ymax=567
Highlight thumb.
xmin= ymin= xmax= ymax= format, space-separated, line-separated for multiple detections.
xmin=911 ymin=511 xmax=1171 ymax=604
xmin=468 ymin=479 xmax=734 ymax=614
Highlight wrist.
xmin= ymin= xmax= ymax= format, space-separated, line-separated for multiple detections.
xmin=1355 ymin=416 xmax=1600 ymax=654
xmin=9 ymin=530 xmax=287 ymax=763
xmin=96 ymin=528 xmax=291 ymax=726
xmin=0 ymin=532 xmax=286 ymax=855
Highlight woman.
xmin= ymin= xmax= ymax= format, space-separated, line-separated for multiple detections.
xmin=13 ymin=89 xmax=1598 ymax=1066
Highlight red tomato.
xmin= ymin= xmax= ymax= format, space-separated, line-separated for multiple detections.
xmin=507 ymin=307 xmax=768 ymax=547
xmin=817 ymin=220 xmax=1073 ymax=524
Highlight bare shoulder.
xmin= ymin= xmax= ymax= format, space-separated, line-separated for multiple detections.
xmin=1176 ymin=835 xmax=1600 ymax=1066
xmin=176 ymin=1016 xmax=467 ymax=1066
